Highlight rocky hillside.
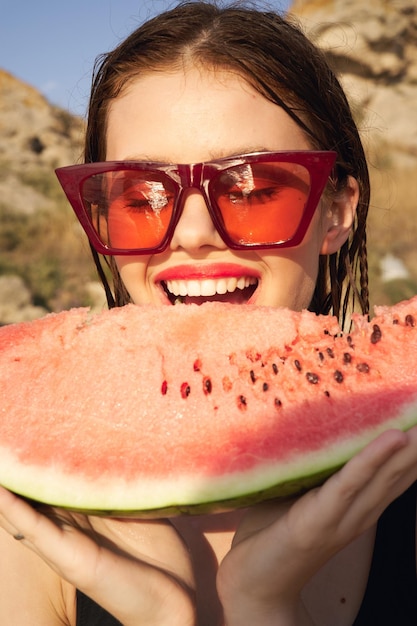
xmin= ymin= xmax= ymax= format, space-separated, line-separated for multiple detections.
xmin=0 ymin=0 xmax=416 ymax=323
xmin=291 ymin=0 xmax=417 ymax=164
xmin=290 ymin=0 xmax=417 ymax=306
xmin=0 ymin=70 xmax=105 ymax=324
xmin=0 ymin=70 xmax=84 ymax=169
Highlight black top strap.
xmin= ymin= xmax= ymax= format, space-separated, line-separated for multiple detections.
xmin=354 ymin=481 xmax=417 ymax=625
xmin=76 ymin=590 xmax=122 ymax=626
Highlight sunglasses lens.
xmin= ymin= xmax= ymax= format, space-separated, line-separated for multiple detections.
xmin=211 ymin=161 xmax=311 ymax=245
xmin=81 ymin=170 xmax=176 ymax=251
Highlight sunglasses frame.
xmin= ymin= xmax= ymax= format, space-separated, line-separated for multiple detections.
xmin=55 ymin=150 xmax=337 ymax=256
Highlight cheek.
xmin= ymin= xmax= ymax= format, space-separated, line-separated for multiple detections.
xmin=261 ymin=251 xmax=319 ymax=310
xmin=115 ymin=257 xmax=152 ymax=305
xmin=259 ymin=212 xmax=328 ymax=309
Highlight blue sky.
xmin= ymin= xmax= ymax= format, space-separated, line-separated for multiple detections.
xmin=1 ymin=0 xmax=291 ymax=117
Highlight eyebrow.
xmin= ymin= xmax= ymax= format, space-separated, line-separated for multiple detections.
xmin=118 ymin=147 xmax=273 ymax=163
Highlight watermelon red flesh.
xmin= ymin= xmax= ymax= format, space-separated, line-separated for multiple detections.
xmin=0 ymin=298 xmax=416 ymax=516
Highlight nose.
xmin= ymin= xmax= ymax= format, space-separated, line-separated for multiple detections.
xmin=169 ymin=189 xmax=227 ymax=252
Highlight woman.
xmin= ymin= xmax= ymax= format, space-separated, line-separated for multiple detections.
xmin=1 ymin=3 xmax=416 ymax=624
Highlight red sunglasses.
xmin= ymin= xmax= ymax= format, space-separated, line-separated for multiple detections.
xmin=55 ymin=151 xmax=337 ymax=256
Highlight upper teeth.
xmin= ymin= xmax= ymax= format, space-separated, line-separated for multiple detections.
xmin=165 ymin=276 xmax=257 ymax=297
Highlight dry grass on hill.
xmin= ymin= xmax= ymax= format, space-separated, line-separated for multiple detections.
xmin=367 ymin=158 xmax=417 ymax=309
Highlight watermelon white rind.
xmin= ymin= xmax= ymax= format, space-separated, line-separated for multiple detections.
xmin=0 ymin=297 xmax=417 ymax=517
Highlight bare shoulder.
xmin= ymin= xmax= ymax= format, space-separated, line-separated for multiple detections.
xmin=0 ymin=529 xmax=76 ymax=625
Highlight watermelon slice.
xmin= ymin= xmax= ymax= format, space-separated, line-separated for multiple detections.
xmin=0 ymin=298 xmax=417 ymax=517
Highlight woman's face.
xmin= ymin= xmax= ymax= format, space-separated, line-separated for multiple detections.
xmin=105 ymin=66 xmax=346 ymax=310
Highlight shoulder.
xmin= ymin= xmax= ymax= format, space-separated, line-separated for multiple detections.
xmin=0 ymin=529 xmax=76 ymax=625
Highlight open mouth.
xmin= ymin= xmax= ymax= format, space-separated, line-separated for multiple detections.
xmin=161 ymin=276 xmax=258 ymax=305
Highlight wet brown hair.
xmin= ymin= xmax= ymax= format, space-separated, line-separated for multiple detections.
xmin=84 ymin=0 xmax=370 ymax=328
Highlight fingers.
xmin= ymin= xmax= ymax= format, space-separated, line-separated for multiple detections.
xmin=0 ymin=486 xmax=195 ymax=625
xmin=287 ymin=426 xmax=417 ymax=555
xmin=0 ymin=486 xmax=135 ymax=592
xmin=0 ymin=486 xmax=94 ymax=581
xmin=334 ymin=428 xmax=411 ymax=497
xmin=233 ymin=426 xmax=417 ymax=556
xmin=222 ymin=425 xmax=417 ymax=612
xmin=0 ymin=485 xmax=44 ymax=542
xmin=237 ymin=425 xmax=417 ymax=568
xmin=330 ymin=427 xmax=417 ymax=519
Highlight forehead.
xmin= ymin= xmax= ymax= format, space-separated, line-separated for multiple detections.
xmin=105 ymin=66 xmax=311 ymax=162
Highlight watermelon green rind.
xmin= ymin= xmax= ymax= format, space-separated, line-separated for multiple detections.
xmin=0 ymin=394 xmax=416 ymax=516
xmin=0 ymin=297 xmax=417 ymax=517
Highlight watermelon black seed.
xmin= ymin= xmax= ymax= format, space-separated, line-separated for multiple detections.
xmin=347 ymin=336 xmax=354 ymax=347
xmin=318 ymin=351 xmax=325 ymax=362
xmin=272 ymin=363 xmax=279 ymax=375
xmin=324 ymin=390 xmax=331 ymax=397
xmin=326 ymin=348 xmax=335 ymax=358
xmin=161 ymin=380 xmax=168 ymax=395
xmin=343 ymin=352 xmax=352 ymax=364
xmin=406 ymin=314 xmax=415 ymax=327
xmin=357 ymin=362 xmax=370 ymax=373
xmin=294 ymin=359 xmax=302 ymax=372
xmin=203 ymin=377 xmax=212 ymax=395
xmin=274 ymin=398 xmax=282 ymax=408
xmin=334 ymin=370 xmax=344 ymax=383
xmin=250 ymin=370 xmax=256 ymax=383
xmin=263 ymin=382 xmax=269 ymax=392
xmin=238 ymin=395 xmax=247 ymax=410
xmin=306 ymin=372 xmax=320 ymax=384
xmin=181 ymin=382 xmax=191 ymax=398
xmin=370 ymin=324 xmax=382 ymax=344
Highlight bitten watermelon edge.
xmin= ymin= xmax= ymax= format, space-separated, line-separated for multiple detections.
xmin=0 ymin=298 xmax=416 ymax=517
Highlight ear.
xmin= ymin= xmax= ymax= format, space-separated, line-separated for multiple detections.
xmin=320 ymin=176 xmax=360 ymax=255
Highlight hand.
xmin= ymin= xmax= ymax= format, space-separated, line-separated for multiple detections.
xmin=0 ymin=490 xmax=195 ymax=626
xmin=217 ymin=426 xmax=417 ymax=625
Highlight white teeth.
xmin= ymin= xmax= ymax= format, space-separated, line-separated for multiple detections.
xmin=201 ymin=279 xmax=218 ymax=296
xmin=186 ymin=280 xmax=200 ymax=297
xmin=165 ymin=277 xmax=257 ymax=298
xmin=216 ymin=279 xmax=228 ymax=295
